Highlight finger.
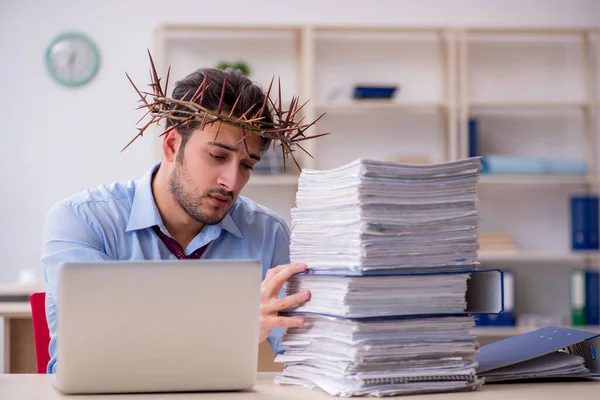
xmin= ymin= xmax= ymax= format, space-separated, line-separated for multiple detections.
xmin=263 ymin=263 xmax=307 ymax=297
xmin=265 ymin=315 xmax=306 ymax=329
xmin=264 ymin=263 xmax=306 ymax=284
xmin=262 ymin=290 xmax=311 ymax=314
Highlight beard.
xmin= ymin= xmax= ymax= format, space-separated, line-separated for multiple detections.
xmin=168 ymin=161 xmax=234 ymax=226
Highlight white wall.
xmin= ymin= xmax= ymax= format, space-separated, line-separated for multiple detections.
xmin=1 ymin=0 xmax=599 ymax=283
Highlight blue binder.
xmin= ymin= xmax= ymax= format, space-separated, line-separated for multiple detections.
xmin=476 ymin=326 xmax=600 ymax=382
xmin=282 ymin=269 xmax=504 ymax=319
xmin=586 ymin=270 xmax=600 ymax=325
xmin=571 ymin=195 xmax=600 ymax=250
xmin=468 ymin=118 xmax=479 ymax=158
xmin=485 ymin=269 xmax=515 ymax=326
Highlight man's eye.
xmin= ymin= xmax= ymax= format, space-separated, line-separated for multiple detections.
xmin=243 ymin=164 xmax=254 ymax=171
xmin=210 ymin=153 xmax=225 ymax=160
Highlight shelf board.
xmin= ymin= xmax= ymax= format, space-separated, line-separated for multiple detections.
xmin=478 ymin=175 xmax=593 ymax=185
xmin=159 ymin=24 xmax=301 ymax=38
xmin=472 ymin=325 xmax=600 ymax=337
xmin=468 ymin=101 xmax=586 ymax=110
xmin=0 ymin=301 xmax=32 ymax=318
xmin=478 ymin=251 xmax=598 ymax=263
xmin=465 ymin=27 xmax=593 ymax=35
xmin=316 ymin=25 xmax=446 ymax=34
xmin=317 ymin=101 xmax=445 ymax=112
xmin=247 ymin=174 xmax=299 ymax=186
xmin=0 ymin=282 xmax=45 ymax=296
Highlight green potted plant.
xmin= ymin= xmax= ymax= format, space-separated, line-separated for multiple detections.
xmin=215 ymin=61 xmax=251 ymax=77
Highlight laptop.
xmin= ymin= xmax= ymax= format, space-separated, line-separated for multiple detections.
xmin=53 ymin=259 xmax=263 ymax=394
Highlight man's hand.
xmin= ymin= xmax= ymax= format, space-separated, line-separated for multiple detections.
xmin=259 ymin=263 xmax=311 ymax=343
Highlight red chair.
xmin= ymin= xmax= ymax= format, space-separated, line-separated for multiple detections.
xmin=29 ymin=292 xmax=50 ymax=374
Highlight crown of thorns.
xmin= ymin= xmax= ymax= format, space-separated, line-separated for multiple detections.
xmin=122 ymin=50 xmax=329 ymax=170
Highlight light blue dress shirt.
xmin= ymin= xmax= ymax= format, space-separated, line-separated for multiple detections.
xmin=41 ymin=163 xmax=291 ymax=374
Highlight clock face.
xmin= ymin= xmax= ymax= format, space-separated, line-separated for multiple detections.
xmin=45 ymin=32 xmax=100 ymax=87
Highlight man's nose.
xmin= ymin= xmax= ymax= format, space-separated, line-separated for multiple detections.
xmin=217 ymin=164 xmax=240 ymax=192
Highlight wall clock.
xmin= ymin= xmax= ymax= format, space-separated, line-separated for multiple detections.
xmin=45 ymin=32 xmax=100 ymax=87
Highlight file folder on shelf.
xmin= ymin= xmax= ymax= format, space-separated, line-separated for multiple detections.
xmin=476 ymin=326 xmax=600 ymax=382
xmin=586 ymin=270 xmax=600 ymax=325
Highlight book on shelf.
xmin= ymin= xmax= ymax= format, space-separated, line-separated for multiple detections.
xmin=386 ymin=154 xmax=430 ymax=165
xmin=274 ymin=157 xmax=505 ymax=397
xmin=477 ymin=232 xmax=517 ymax=253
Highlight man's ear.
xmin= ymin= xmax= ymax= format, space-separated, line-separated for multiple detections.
xmin=162 ymin=128 xmax=182 ymax=163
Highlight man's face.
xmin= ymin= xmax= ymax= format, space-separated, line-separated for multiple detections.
xmin=168 ymin=122 xmax=262 ymax=226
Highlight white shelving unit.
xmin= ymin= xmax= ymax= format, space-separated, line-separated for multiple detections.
xmin=153 ymin=24 xmax=600 ymax=339
xmin=459 ymin=27 xmax=600 ymax=339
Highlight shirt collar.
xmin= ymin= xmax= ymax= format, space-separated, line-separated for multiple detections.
xmin=125 ymin=162 xmax=244 ymax=239
xmin=125 ymin=163 xmax=163 ymax=233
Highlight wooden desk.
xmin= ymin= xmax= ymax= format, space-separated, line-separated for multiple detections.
xmin=1 ymin=373 xmax=599 ymax=399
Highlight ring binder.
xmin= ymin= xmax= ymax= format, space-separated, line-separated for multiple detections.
xmin=476 ymin=326 xmax=600 ymax=382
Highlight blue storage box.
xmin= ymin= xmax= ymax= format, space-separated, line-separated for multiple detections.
xmin=353 ymin=85 xmax=398 ymax=99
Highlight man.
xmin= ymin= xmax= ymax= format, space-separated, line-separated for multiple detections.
xmin=41 ymin=66 xmax=312 ymax=374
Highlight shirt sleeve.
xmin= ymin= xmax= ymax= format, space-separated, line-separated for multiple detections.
xmin=41 ymin=201 xmax=113 ymax=373
xmin=266 ymin=219 xmax=292 ymax=356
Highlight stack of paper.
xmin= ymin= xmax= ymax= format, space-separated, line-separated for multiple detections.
xmin=274 ymin=157 xmax=484 ymax=397
xmin=276 ymin=315 xmax=481 ymax=397
xmin=290 ymin=158 xmax=481 ymax=274
xmin=282 ymin=273 xmax=469 ymax=318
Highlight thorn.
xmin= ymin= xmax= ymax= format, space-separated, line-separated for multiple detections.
xmin=277 ymin=77 xmax=283 ymax=121
xmin=283 ymin=95 xmax=297 ymax=127
xmin=216 ymin=75 xmax=227 ymax=114
xmin=239 ymin=103 xmax=258 ymax=121
xmin=257 ymin=76 xmax=274 ymax=120
xmin=241 ymin=126 xmax=250 ymax=156
xmin=135 ymin=108 xmax=154 ymax=125
xmin=125 ymin=72 xmax=150 ymax=108
xmin=147 ymin=49 xmax=164 ymax=98
xmin=290 ymin=97 xmax=311 ymax=119
xmin=164 ymin=66 xmax=171 ymax=96
xmin=296 ymin=143 xmax=314 ymax=159
xmin=121 ymin=132 xmax=143 ymax=153
xmin=296 ymin=111 xmax=327 ymax=135
xmin=228 ymin=94 xmax=241 ymax=118
xmin=210 ymin=121 xmax=223 ymax=150
xmin=158 ymin=121 xmax=183 ymax=138
xmin=293 ymin=132 xmax=331 ymax=142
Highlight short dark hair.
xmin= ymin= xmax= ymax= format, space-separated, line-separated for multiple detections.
xmin=165 ymin=68 xmax=274 ymax=154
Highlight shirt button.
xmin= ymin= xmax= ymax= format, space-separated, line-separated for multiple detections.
xmin=169 ymin=255 xmax=175 ymax=260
